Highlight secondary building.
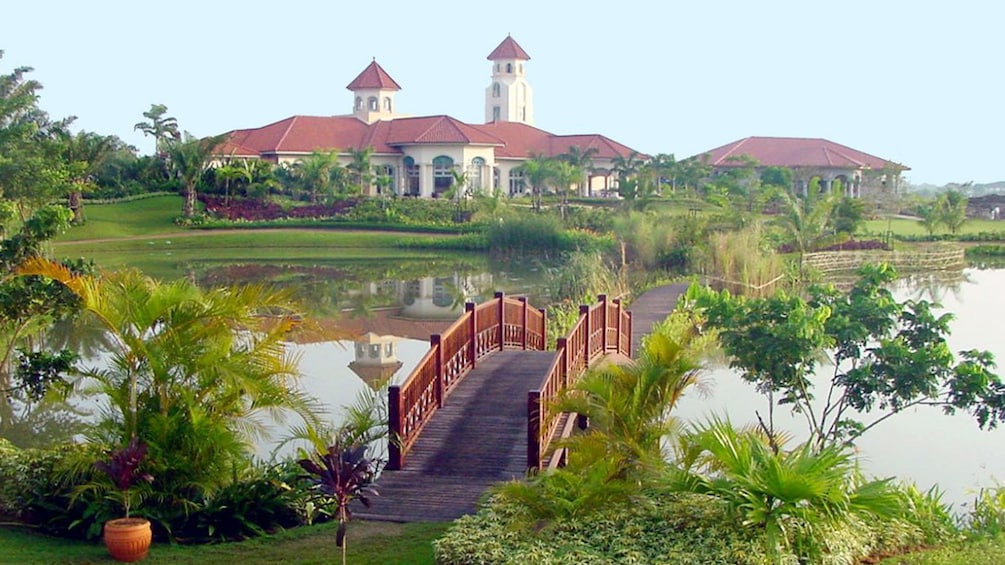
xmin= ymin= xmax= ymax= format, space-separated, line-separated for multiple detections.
xmin=219 ymin=36 xmax=640 ymax=198
xmin=695 ymin=136 xmax=909 ymax=198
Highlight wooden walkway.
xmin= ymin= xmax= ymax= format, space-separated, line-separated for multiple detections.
xmin=356 ymin=283 xmax=689 ymax=522
xmin=356 ymin=350 xmax=555 ymax=522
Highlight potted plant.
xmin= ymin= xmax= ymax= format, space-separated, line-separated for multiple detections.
xmin=298 ymin=436 xmax=380 ymax=565
xmin=96 ymin=437 xmax=154 ymax=562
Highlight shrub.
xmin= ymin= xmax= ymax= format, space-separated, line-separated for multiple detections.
xmin=434 ymin=492 xmax=769 ymax=565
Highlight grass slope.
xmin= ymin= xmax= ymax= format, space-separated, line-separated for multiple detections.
xmin=61 ymin=195 xmax=187 ymax=241
xmin=0 ymin=521 xmax=447 ymax=565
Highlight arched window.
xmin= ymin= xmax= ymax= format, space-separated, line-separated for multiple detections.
xmin=403 ymin=156 xmax=419 ymax=196
xmin=383 ymin=97 xmax=392 ymax=111
xmin=355 ymin=97 xmax=362 ymax=111
xmin=432 ymin=156 xmax=454 ymax=195
xmin=508 ymin=168 xmax=525 ymax=196
xmin=368 ymin=96 xmax=378 ymax=111
xmin=469 ymin=157 xmax=486 ymax=191
xmin=492 ymin=82 xmax=500 ymax=98
xmin=492 ymin=106 xmax=501 ymax=121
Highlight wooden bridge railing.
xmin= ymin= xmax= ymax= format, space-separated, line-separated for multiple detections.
xmin=527 ymin=294 xmax=632 ymax=470
xmin=387 ymin=292 xmax=546 ymax=470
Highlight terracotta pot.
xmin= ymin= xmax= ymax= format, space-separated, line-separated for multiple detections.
xmin=103 ymin=517 xmax=152 ymax=562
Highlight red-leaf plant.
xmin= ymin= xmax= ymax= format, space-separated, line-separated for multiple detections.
xmin=298 ymin=436 xmax=380 ymax=561
xmin=95 ymin=436 xmax=154 ymax=518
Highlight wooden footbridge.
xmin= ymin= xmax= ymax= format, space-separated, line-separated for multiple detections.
xmin=356 ymin=284 xmax=687 ymax=522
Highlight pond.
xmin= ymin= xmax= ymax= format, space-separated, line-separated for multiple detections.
xmin=674 ymin=266 xmax=1005 ymax=510
xmin=29 ymin=252 xmax=1005 ymax=512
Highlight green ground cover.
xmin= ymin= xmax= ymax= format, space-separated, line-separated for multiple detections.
xmin=0 ymin=521 xmax=447 ymax=564
xmin=60 ymin=196 xmax=189 ymax=241
xmin=863 ymin=217 xmax=1005 ymax=237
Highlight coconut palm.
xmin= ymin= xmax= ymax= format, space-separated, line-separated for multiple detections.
xmin=166 ymin=132 xmax=225 ymax=218
xmin=58 ymin=130 xmax=114 ymax=223
xmin=551 ymin=161 xmax=581 ymax=221
xmin=773 ymin=177 xmax=840 ymax=268
xmin=293 ymin=150 xmax=341 ymax=204
xmin=346 ymin=146 xmax=374 ymax=195
xmin=214 ymin=158 xmax=252 ymax=205
xmin=558 ymin=145 xmax=598 ymax=197
xmin=517 ymin=153 xmax=557 ymax=210
xmin=133 ymin=103 xmax=179 ymax=156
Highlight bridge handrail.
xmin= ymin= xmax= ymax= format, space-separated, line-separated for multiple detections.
xmin=527 ymin=294 xmax=631 ymax=470
xmin=388 ymin=292 xmax=546 ymax=470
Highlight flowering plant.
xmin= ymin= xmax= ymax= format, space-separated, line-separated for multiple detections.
xmin=95 ymin=437 xmax=153 ymax=517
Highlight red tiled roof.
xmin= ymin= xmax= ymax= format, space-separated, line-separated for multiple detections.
xmin=487 ymin=35 xmax=530 ymax=61
xmin=385 ymin=115 xmax=505 ymax=146
xmin=346 ymin=60 xmax=402 ymax=91
xmin=478 ymin=122 xmax=640 ymax=161
xmin=699 ymin=137 xmax=908 ymax=171
xmin=223 ymin=114 xmax=640 ymax=161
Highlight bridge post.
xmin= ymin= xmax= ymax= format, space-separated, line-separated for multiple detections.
xmin=388 ymin=385 xmax=403 ymax=470
xmin=519 ymin=297 xmax=529 ymax=350
xmin=557 ymin=337 xmax=569 ymax=388
xmin=432 ymin=334 xmax=444 ymax=408
xmin=613 ymin=298 xmax=622 ymax=356
xmin=540 ymin=308 xmax=547 ymax=351
xmin=527 ymin=390 xmax=541 ymax=470
xmin=495 ymin=291 xmax=505 ymax=351
xmin=598 ymin=294 xmax=608 ymax=352
xmin=626 ymin=310 xmax=633 ymax=358
xmin=580 ymin=304 xmax=590 ymax=363
xmin=466 ymin=302 xmax=476 ymax=369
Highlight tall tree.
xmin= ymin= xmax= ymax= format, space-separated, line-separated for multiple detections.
xmin=58 ymin=130 xmax=114 ymax=223
xmin=293 ymin=150 xmax=342 ymax=204
xmin=133 ymin=103 xmax=179 ymax=156
xmin=936 ymin=189 xmax=968 ymax=234
xmin=692 ymin=265 xmax=1005 ymax=451
xmin=773 ymin=177 xmax=840 ymax=267
xmin=558 ymin=145 xmax=597 ymax=197
xmin=0 ymin=51 xmax=72 ymax=217
xmin=346 ymin=147 xmax=374 ymax=196
xmin=551 ymin=161 xmax=581 ymax=220
xmin=166 ymin=132 xmax=225 ymax=218
xmin=517 ymin=153 xmax=558 ymax=211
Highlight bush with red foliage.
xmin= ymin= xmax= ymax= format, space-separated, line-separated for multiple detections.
xmin=199 ymin=196 xmax=357 ymax=221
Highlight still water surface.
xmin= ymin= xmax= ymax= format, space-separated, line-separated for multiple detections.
xmin=674 ymin=268 xmax=1005 ymax=509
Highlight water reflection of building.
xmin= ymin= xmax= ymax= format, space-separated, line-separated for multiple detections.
xmin=348 ymin=332 xmax=403 ymax=389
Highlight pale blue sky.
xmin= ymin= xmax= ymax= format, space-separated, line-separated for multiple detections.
xmin=3 ymin=0 xmax=1001 ymax=185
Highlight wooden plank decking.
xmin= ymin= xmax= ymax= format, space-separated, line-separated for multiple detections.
xmin=356 ymin=350 xmax=555 ymax=522
xmin=628 ymin=282 xmax=689 ymax=354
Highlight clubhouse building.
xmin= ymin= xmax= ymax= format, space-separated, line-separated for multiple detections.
xmin=219 ymin=36 xmax=640 ymax=198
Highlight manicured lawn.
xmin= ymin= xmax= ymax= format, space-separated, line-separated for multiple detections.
xmin=863 ymin=216 xmax=1005 ymax=237
xmin=60 ymin=195 xmax=189 ymax=241
xmin=0 ymin=520 xmax=448 ymax=564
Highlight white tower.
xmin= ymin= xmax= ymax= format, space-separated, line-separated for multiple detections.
xmin=346 ymin=59 xmax=402 ymax=124
xmin=484 ymin=35 xmax=534 ymax=125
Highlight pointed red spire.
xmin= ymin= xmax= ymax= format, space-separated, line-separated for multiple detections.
xmin=346 ymin=60 xmax=402 ymax=91
xmin=487 ymin=35 xmax=530 ymax=61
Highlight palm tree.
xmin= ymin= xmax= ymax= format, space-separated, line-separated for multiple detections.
xmin=774 ymin=177 xmax=840 ymax=268
xmin=551 ymin=161 xmax=581 ymax=220
xmin=671 ymin=418 xmax=900 ymax=563
xmin=214 ymin=157 xmax=252 ymax=204
xmin=346 ymin=147 xmax=374 ymax=196
xmin=58 ymin=130 xmax=114 ymax=223
xmin=18 ymin=258 xmax=335 ymax=488
xmin=166 ymin=132 xmax=225 ymax=218
xmin=133 ymin=103 xmax=179 ymax=156
xmin=559 ymin=145 xmax=598 ymax=197
xmin=517 ymin=153 xmax=557 ymax=211
xmin=554 ymin=328 xmax=704 ymax=481
xmin=293 ymin=150 xmax=340 ymax=204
